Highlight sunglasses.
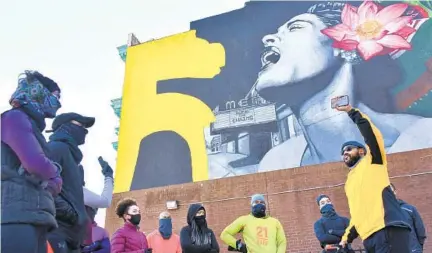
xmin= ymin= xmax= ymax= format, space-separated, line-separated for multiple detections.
xmin=341 ymin=145 xmax=357 ymax=155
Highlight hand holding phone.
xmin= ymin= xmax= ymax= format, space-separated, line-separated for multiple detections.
xmin=331 ymin=95 xmax=350 ymax=109
xmin=98 ymin=156 xmax=114 ymax=178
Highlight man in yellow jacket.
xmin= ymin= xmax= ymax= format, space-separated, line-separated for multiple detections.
xmin=220 ymin=194 xmax=286 ymax=253
xmin=336 ymin=104 xmax=411 ymax=253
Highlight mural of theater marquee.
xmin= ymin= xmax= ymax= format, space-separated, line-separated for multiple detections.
xmin=114 ymin=0 xmax=432 ymax=193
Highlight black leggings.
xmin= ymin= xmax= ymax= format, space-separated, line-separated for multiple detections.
xmin=1 ymin=224 xmax=48 ymax=253
xmin=363 ymin=226 xmax=410 ymax=253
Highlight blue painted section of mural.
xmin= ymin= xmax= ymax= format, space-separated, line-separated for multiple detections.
xmin=117 ymin=45 xmax=127 ymax=62
xmin=154 ymin=1 xmax=432 ymax=180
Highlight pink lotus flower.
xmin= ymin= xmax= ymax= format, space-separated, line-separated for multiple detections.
xmin=321 ymin=0 xmax=416 ymax=61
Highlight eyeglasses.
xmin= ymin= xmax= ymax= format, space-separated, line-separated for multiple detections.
xmin=341 ymin=145 xmax=357 ymax=155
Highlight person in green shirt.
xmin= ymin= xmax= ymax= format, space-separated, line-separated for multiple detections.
xmin=220 ymin=194 xmax=287 ymax=253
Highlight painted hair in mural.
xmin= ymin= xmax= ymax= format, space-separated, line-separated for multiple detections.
xmin=115 ymin=0 xmax=432 ymax=193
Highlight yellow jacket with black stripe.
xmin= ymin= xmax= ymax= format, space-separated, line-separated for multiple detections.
xmin=341 ymin=108 xmax=410 ymax=242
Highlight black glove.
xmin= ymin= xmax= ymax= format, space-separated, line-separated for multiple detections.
xmin=236 ymin=239 xmax=247 ymax=253
xmin=144 ymin=248 xmax=152 ymax=253
xmin=228 ymin=245 xmax=237 ymax=251
xmin=98 ymin=156 xmax=113 ymax=178
xmin=341 ymin=243 xmax=355 ymax=253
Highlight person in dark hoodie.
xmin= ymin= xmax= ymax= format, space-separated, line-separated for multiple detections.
xmin=180 ymin=203 xmax=219 ymax=253
xmin=1 ymin=70 xmax=63 ymax=253
xmin=390 ymin=183 xmax=427 ymax=253
xmin=314 ymin=194 xmax=350 ymax=252
xmin=46 ymin=112 xmax=96 ymax=253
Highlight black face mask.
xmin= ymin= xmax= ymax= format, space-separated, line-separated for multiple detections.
xmin=194 ymin=216 xmax=206 ymax=226
xmin=128 ymin=214 xmax=141 ymax=225
xmin=252 ymin=203 xmax=266 ymax=218
xmin=60 ymin=122 xmax=88 ymax=145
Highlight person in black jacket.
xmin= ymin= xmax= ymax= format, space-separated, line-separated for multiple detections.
xmin=390 ymin=183 xmax=427 ymax=253
xmin=180 ymin=203 xmax=219 ymax=253
xmin=314 ymin=194 xmax=350 ymax=252
xmin=46 ymin=112 xmax=96 ymax=253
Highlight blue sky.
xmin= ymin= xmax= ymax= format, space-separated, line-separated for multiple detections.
xmin=0 ymin=0 xmax=247 ymax=226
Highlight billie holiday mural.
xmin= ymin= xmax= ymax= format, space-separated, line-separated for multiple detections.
xmin=115 ymin=0 xmax=432 ymax=192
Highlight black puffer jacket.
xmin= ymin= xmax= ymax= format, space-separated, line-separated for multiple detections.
xmin=1 ymin=109 xmax=58 ymax=230
xmin=48 ymin=138 xmax=88 ymax=249
xmin=180 ymin=204 xmax=219 ymax=253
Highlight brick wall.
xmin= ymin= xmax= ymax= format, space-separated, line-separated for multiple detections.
xmin=105 ymin=148 xmax=432 ymax=253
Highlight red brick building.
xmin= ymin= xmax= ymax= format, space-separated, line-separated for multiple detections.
xmin=105 ymin=148 xmax=432 ymax=252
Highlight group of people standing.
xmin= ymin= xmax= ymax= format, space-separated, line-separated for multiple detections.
xmin=1 ymin=70 xmax=428 ymax=253
xmin=107 ymin=104 xmax=428 ymax=253
xmin=109 ymin=194 xmax=286 ymax=253
xmin=1 ymin=70 xmax=114 ymax=253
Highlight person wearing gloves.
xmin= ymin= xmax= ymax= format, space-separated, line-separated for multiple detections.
xmin=147 ymin=211 xmax=181 ymax=253
xmin=83 ymin=158 xmax=114 ymax=209
xmin=314 ymin=194 xmax=350 ymax=252
xmin=1 ymin=71 xmax=63 ymax=253
xmin=180 ymin=203 xmax=219 ymax=253
xmin=220 ymin=194 xmax=286 ymax=253
xmin=81 ymin=206 xmax=110 ymax=253
xmin=111 ymin=198 xmax=152 ymax=253
xmin=46 ymin=112 xmax=95 ymax=253
xmin=80 ymin=157 xmax=114 ymax=247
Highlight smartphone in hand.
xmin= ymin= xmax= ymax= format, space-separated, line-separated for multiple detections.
xmin=331 ymin=95 xmax=349 ymax=109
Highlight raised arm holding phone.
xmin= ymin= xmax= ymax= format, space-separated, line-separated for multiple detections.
xmin=333 ymin=96 xmax=411 ymax=253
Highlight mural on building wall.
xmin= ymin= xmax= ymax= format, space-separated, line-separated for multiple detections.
xmin=114 ymin=0 xmax=432 ymax=193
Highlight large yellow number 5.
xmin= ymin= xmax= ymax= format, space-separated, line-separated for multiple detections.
xmin=114 ymin=31 xmax=225 ymax=193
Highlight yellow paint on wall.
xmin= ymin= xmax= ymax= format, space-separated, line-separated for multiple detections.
xmin=114 ymin=31 xmax=225 ymax=193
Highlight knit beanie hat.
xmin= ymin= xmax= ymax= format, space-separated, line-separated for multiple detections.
xmin=251 ymin=194 xmax=266 ymax=205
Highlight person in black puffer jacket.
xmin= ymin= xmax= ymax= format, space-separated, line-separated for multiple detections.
xmin=46 ymin=112 xmax=95 ymax=253
xmin=314 ymin=194 xmax=351 ymax=252
xmin=180 ymin=203 xmax=219 ymax=253
xmin=1 ymin=71 xmax=63 ymax=253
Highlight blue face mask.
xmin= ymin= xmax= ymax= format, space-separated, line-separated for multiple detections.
xmin=252 ymin=203 xmax=266 ymax=218
xmin=320 ymin=204 xmax=336 ymax=217
xmin=159 ymin=218 xmax=172 ymax=239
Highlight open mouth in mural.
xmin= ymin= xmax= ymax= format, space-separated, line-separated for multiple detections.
xmin=261 ymin=46 xmax=280 ymax=70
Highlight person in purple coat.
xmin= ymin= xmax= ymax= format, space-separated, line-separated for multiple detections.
xmin=81 ymin=206 xmax=111 ymax=253
xmin=1 ymin=70 xmax=63 ymax=253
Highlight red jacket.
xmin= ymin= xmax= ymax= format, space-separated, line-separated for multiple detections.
xmin=111 ymin=222 xmax=149 ymax=253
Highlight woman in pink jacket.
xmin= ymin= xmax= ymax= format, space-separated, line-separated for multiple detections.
xmin=110 ymin=198 xmax=152 ymax=253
